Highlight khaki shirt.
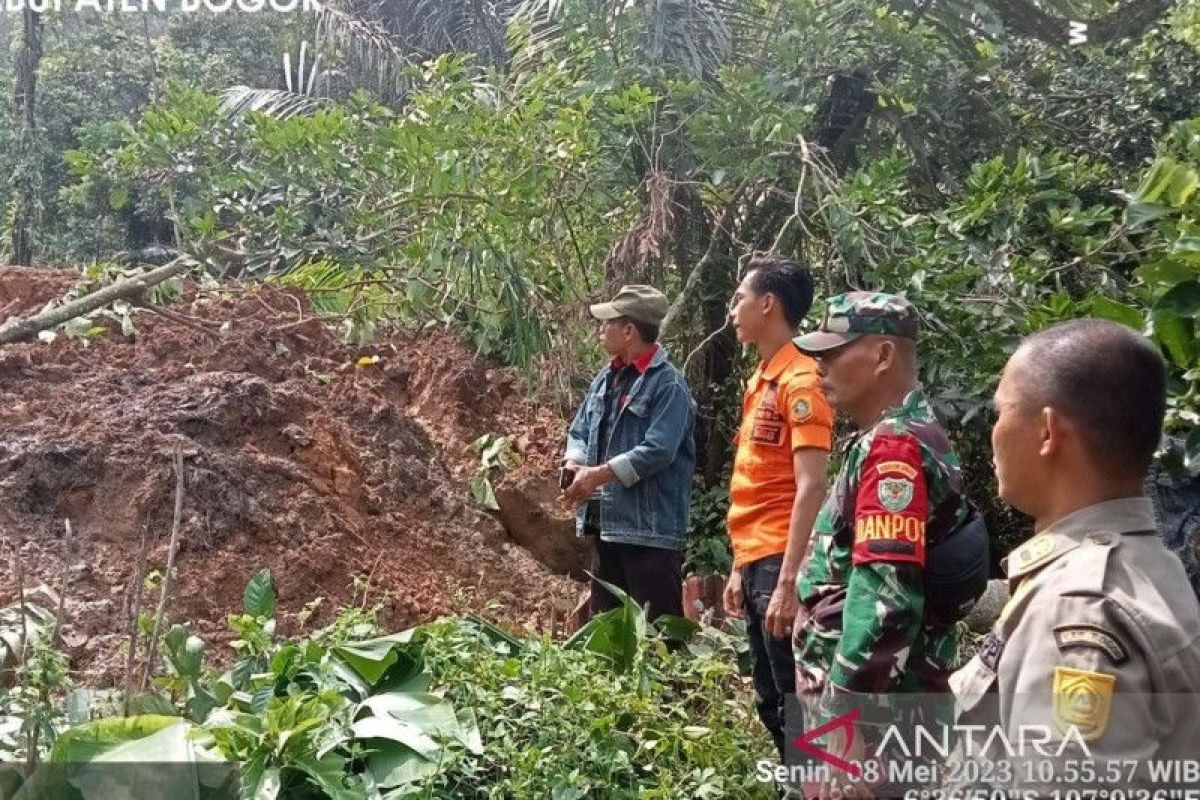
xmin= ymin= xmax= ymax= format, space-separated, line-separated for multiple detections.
xmin=951 ymin=497 xmax=1200 ymax=790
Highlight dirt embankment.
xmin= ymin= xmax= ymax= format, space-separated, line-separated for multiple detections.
xmin=0 ymin=266 xmax=582 ymax=684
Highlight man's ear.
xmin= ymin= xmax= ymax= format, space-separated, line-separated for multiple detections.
xmin=875 ymin=338 xmax=896 ymax=374
xmin=761 ymin=292 xmax=776 ymax=318
xmin=1040 ymin=406 xmax=1062 ymax=458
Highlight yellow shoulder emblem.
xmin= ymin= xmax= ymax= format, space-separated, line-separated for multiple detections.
xmin=1012 ymin=534 xmax=1056 ymax=572
xmin=1053 ymin=666 xmax=1115 ymax=741
xmin=791 ymin=398 xmax=812 ymax=422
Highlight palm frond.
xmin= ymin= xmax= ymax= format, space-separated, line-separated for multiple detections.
xmin=640 ymin=0 xmax=734 ymax=79
xmin=507 ymin=0 xmax=568 ymax=71
xmin=220 ymin=87 xmax=330 ymax=120
xmin=315 ymin=0 xmax=416 ymax=99
xmin=509 ymin=0 xmax=772 ymax=79
xmin=360 ymin=0 xmax=528 ymax=66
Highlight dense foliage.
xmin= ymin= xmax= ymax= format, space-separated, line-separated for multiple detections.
xmin=0 ymin=572 xmax=771 ymax=799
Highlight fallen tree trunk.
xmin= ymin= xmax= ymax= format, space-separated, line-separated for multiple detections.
xmin=0 ymin=258 xmax=195 ymax=345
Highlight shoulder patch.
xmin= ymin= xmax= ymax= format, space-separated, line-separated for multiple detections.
xmin=791 ymin=397 xmax=813 ymax=422
xmin=978 ymin=631 xmax=1005 ymax=672
xmin=1053 ymin=666 xmax=1115 ymax=742
xmin=875 ymin=460 xmax=918 ymax=479
xmin=851 ymin=433 xmax=929 ymax=567
xmin=1011 ymin=534 xmax=1057 ymax=573
xmin=1054 ymin=625 xmax=1129 ymax=665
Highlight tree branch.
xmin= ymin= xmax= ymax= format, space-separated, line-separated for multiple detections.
xmin=0 ymin=258 xmax=196 ymax=345
xmin=660 ymin=185 xmax=745 ymax=339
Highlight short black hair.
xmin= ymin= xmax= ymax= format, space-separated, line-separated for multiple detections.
xmin=744 ymin=255 xmax=815 ymax=329
xmin=1017 ymin=319 xmax=1166 ymax=479
xmin=616 ymin=316 xmax=659 ymax=344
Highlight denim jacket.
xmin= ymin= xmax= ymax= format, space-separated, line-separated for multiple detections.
xmin=564 ymin=348 xmax=697 ymax=550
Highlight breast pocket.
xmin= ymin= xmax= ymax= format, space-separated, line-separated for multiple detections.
xmin=622 ymin=396 xmax=652 ymax=433
xmin=616 ymin=397 xmax=656 ymax=520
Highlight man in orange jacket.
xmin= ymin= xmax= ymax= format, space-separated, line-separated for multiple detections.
xmin=723 ymin=255 xmax=833 ymax=760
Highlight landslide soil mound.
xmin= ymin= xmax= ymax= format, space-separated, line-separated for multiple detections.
xmin=0 ymin=266 xmax=579 ymax=684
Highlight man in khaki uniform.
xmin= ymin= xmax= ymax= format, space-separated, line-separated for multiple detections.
xmin=952 ymin=319 xmax=1200 ymax=791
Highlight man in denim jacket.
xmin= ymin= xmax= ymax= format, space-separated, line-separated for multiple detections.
xmin=562 ymin=285 xmax=697 ymax=620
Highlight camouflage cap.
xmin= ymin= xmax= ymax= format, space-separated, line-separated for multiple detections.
xmin=793 ymin=291 xmax=919 ymax=352
xmin=589 ymin=284 xmax=670 ymax=326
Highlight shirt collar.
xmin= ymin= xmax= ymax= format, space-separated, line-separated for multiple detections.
xmin=881 ymin=388 xmax=929 ymax=421
xmin=611 ymin=343 xmax=660 ymax=374
xmin=759 ymin=342 xmax=804 ymax=381
xmin=1003 ymin=496 xmax=1156 ymax=581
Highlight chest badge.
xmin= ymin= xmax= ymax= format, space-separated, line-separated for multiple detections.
xmin=1053 ymin=666 xmax=1115 ymax=742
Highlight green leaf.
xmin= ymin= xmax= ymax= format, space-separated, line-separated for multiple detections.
xmin=563 ymin=577 xmax=645 ymax=673
xmin=291 ymin=752 xmax=359 ymax=800
xmin=109 ymin=185 xmax=130 ymax=211
xmin=185 ymin=689 xmax=219 ymax=725
xmin=359 ymin=738 xmax=439 ymax=789
xmin=480 ymin=435 xmax=511 ymax=463
xmin=1135 ymin=258 xmax=1197 ymax=287
xmin=1165 ymin=163 xmax=1200 ymax=207
xmin=356 ymin=691 xmax=475 ymax=751
xmin=253 ymin=766 xmax=281 ymax=800
xmin=332 ymin=633 xmax=420 ymax=687
xmin=552 ymin=784 xmax=588 ymax=800
xmin=164 ymin=624 xmax=204 ymax=680
xmin=1124 ymin=201 xmax=1170 ymax=229
xmin=0 ymin=766 xmax=22 ymax=799
xmin=1136 ymin=157 xmax=1200 ymax=207
xmin=127 ymin=691 xmax=178 ymax=717
xmin=1157 ymin=281 xmax=1200 ymax=318
xmin=352 ymin=716 xmax=440 ymax=760
xmin=462 ymin=614 xmax=525 ymax=653
xmin=50 ymin=716 xmax=184 ymax=763
xmin=243 ymin=569 xmax=276 ymax=619
xmin=469 ymin=472 xmax=499 ymax=511
xmin=1148 ymin=308 xmax=1196 ymax=368
xmin=1089 ymin=296 xmax=1143 ymax=329
xmin=651 ymin=614 xmax=700 ymax=644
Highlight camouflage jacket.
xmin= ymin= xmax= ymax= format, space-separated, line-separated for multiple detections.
xmin=795 ymin=389 xmax=968 ymax=702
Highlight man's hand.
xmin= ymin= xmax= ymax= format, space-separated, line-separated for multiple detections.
xmin=560 ymin=460 xmax=582 ymax=490
xmin=765 ymin=580 xmax=799 ymax=640
xmin=561 ymin=464 xmax=613 ymax=506
xmin=723 ymin=569 xmax=744 ymax=619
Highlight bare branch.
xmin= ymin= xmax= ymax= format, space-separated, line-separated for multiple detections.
xmin=141 ymin=445 xmax=187 ymax=691
xmin=122 ymin=524 xmax=149 ymax=716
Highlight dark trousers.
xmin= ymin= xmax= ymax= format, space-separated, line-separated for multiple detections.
xmin=589 ymin=538 xmax=683 ymax=620
xmin=742 ymin=554 xmax=798 ymax=761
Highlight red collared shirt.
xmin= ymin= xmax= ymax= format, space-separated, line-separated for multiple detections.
xmin=609 ymin=343 xmax=659 ymax=374
xmin=598 ymin=344 xmax=659 ymax=460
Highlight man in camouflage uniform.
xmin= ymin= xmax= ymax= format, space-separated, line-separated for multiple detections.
xmin=793 ymin=293 xmax=973 ymax=794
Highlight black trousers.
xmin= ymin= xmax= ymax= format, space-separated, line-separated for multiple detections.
xmin=589 ymin=538 xmax=683 ymax=620
xmin=742 ymin=553 xmax=798 ymax=761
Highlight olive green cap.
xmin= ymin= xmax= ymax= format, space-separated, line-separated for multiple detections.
xmin=589 ymin=285 xmax=669 ymax=326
